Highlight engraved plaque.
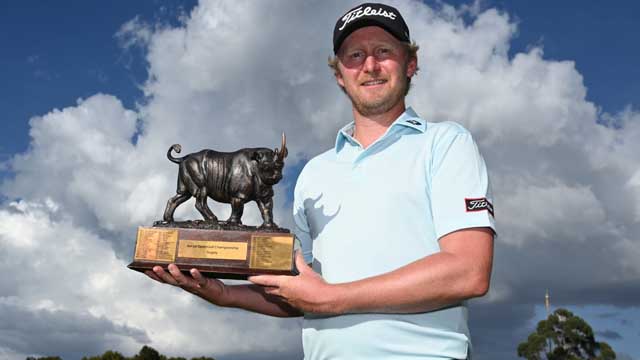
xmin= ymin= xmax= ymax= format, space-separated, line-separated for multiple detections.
xmin=249 ymin=235 xmax=294 ymax=270
xmin=134 ymin=228 xmax=178 ymax=262
xmin=178 ymin=240 xmax=248 ymax=260
xmin=128 ymin=226 xmax=297 ymax=279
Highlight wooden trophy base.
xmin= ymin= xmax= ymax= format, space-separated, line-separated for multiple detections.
xmin=128 ymin=223 xmax=297 ymax=280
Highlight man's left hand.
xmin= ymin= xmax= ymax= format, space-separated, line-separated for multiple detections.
xmin=248 ymin=252 xmax=339 ymax=314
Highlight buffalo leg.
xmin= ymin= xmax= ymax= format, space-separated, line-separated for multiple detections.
xmin=184 ymin=158 xmax=217 ymax=222
xmin=163 ymin=192 xmax=192 ymax=222
xmin=195 ymin=187 xmax=218 ymax=222
xmin=257 ymin=197 xmax=275 ymax=228
xmin=228 ymin=198 xmax=244 ymax=224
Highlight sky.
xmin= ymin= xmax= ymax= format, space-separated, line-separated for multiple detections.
xmin=1 ymin=0 xmax=639 ymax=359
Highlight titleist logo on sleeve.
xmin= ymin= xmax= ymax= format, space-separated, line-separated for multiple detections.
xmin=465 ymin=198 xmax=494 ymax=217
xmin=339 ymin=6 xmax=397 ymax=31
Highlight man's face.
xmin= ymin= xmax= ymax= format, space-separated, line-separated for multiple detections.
xmin=335 ymin=26 xmax=417 ymax=116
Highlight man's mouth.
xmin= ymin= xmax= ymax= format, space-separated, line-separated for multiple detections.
xmin=361 ymin=79 xmax=387 ymax=86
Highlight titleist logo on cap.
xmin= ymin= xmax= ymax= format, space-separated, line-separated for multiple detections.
xmin=332 ymin=3 xmax=409 ymax=54
xmin=338 ymin=6 xmax=397 ymax=31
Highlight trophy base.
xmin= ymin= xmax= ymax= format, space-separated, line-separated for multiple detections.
xmin=128 ymin=224 xmax=298 ymax=280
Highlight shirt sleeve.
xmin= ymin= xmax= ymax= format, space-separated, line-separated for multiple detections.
xmin=292 ymin=169 xmax=314 ymax=264
xmin=430 ymin=129 xmax=496 ymax=239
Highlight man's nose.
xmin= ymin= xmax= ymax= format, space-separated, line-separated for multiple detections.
xmin=363 ymin=54 xmax=380 ymax=73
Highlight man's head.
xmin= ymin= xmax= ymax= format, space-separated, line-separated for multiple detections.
xmin=329 ymin=3 xmax=419 ymax=116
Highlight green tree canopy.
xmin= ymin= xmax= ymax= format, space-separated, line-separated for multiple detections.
xmin=518 ymin=308 xmax=616 ymax=360
xmin=30 ymin=346 xmax=215 ymax=360
xmin=82 ymin=350 xmax=127 ymax=360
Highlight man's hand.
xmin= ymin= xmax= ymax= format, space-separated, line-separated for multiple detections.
xmin=143 ymin=262 xmax=302 ymax=317
xmin=248 ymin=252 xmax=339 ymax=314
xmin=145 ymin=264 xmax=229 ymax=306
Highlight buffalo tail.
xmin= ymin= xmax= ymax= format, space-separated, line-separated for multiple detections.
xmin=167 ymin=144 xmax=184 ymax=164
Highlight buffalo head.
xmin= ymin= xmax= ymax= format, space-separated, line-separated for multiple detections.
xmin=253 ymin=132 xmax=288 ymax=185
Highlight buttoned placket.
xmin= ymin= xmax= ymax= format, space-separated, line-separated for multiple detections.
xmin=338 ymin=125 xmax=409 ymax=183
xmin=334 ymin=107 xmax=426 ymax=183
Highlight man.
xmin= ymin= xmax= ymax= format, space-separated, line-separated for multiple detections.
xmin=146 ymin=3 xmax=495 ymax=359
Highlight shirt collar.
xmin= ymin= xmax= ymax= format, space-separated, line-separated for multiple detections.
xmin=334 ymin=107 xmax=426 ymax=153
xmin=394 ymin=107 xmax=426 ymax=133
xmin=335 ymin=122 xmax=357 ymax=152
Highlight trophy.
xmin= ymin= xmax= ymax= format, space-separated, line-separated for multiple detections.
xmin=128 ymin=133 xmax=297 ymax=279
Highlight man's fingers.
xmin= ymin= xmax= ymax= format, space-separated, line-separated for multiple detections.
xmin=190 ymin=268 xmax=209 ymax=288
xmin=149 ymin=265 xmax=211 ymax=296
xmin=168 ymin=263 xmax=194 ymax=287
xmin=145 ymin=270 xmax=164 ymax=283
xmin=294 ymin=251 xmax=310 ymax=274
xmin=248 ymin=275 xmax=281 ymax=288
xmin=153 ymin=265 xmax=179 ymax=286
xmin=264 ymin=286 xmax=281 ymax=296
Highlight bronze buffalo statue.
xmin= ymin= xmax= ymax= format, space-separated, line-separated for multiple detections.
xmin=162 ymin=133 xmax=288 ymax=228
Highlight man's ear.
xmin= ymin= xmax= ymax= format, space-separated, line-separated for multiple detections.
xmin=406 ymin=57 xmax=418 ymax=78
xmin=335 ymin=67 xmax=345 ymax=87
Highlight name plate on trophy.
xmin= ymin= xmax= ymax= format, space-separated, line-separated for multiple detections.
xmin=128 ymin=226 xmax=297 ymax=280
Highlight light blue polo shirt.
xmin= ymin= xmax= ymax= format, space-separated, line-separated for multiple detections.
xmin=293 ymin=107 xmax=496 ymax=360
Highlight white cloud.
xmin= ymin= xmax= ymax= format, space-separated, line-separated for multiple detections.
xmin=2 ymin=0 xmax=640 ymax=358
xmin=498 ymin=180 xmax=607 ymax=246
xmin=0 ymin=199 xmax=301 ymax=359
xmin=115 ymin=16 xmax=153 ymax=51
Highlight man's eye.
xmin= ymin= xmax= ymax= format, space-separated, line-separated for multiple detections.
xmin=376 ymin=47 xmax=391 ymax=57
xmin=349 ymin=51 xmax=364 ymax=59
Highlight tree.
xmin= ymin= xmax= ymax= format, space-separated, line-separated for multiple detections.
xmin=518 ymin=308 xmax=616 ymax=360
xmin=82 ymin=350 xmax=127 ymax=360
xmin=131 ymin=346 xmax=163 ymax=360
xmin=27 ymin=346 xmax=216 ymax=360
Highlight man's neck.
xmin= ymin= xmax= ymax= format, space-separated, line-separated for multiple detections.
xmin=352 ymin=101 xmax=406 ymax=149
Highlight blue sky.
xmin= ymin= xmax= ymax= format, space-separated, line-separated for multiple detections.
xmin=1 ymin=1 xmax=639 ymax=359
xmin=483 ymin=0 xmax=640 ymax=112
xmin=0 ymin=0 xmax=195 ymax=165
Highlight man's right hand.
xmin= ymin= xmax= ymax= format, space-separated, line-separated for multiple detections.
xmin=144 ymin=263 xmax=303 ymax=318
xmin=145 ymin=264 xmax=229 ymax=306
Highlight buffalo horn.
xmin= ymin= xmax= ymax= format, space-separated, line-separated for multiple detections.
xmin=276 ymin=132 xmax=288 ymax=161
